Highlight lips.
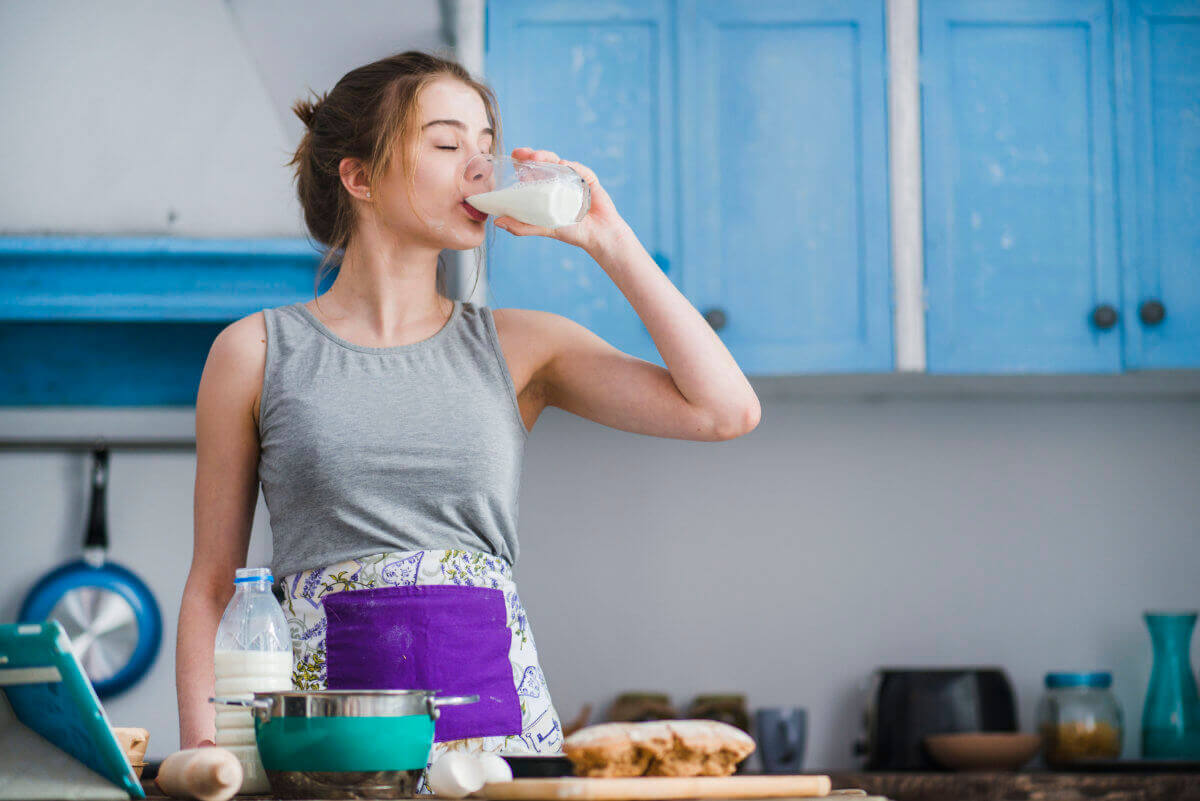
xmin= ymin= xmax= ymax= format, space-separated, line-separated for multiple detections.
xmin=461 ymin=200 xmax=488 ymax=222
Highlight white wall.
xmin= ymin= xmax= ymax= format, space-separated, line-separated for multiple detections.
xmin=0 ymin=0 xmax=444 ymax=237
xmin=3 ymin=0 xmax=1199 ymax=771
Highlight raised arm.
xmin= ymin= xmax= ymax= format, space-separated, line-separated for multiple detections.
xmin=177 ymin=313 xmax=266 ymax=749
xmin=492 ymin=147 xmax=761 ymax=441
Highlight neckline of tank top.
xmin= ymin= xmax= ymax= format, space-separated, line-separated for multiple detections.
xmin=291 ymin=299 xmax=463 ymax=355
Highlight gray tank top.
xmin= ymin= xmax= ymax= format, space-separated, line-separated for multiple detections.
xmin=257 ymin=299 xmax=528 ymax=579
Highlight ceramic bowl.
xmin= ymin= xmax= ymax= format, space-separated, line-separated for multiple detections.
xmin=924 ymin=732 xmax=1042 ymax=771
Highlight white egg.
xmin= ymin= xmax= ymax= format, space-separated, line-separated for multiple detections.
xmin=426 ymin=752 xmax=486 ymax=799
xmin=477 ymin=753 xmax=514 ymax=783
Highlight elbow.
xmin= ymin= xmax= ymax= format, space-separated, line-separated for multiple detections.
xmin=712 ymin=398 xmax=761 ymax=440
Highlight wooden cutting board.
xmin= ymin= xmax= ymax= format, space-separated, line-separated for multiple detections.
xmin=478 ymin=775 xmax=834 ymax=800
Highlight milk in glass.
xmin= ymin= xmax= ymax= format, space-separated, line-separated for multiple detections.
xmin=466 ymin=179 xmax=587 ymax=229
xmin=461 ymin=154 xmax=590 ymax=229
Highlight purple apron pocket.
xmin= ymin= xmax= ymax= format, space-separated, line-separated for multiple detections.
xmin=322 ymin=584 xmax=522 ymax=742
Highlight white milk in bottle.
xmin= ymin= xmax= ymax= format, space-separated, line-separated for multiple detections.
xmin=466 ymin=179 xmax=587 ymax=229
xmin=213 ymin=567 xmax=293 ymax=794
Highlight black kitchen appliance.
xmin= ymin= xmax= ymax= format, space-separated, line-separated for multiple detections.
xmin=856 ymin=668 xmax=1018 ymax=770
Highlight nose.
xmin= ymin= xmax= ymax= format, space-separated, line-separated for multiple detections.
xmin=463 ymin=153 xmax=494 ymax=190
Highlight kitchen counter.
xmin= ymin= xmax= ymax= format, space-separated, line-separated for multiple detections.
xmin=826 ymin=771 xmax=1200 ymax=801
xmin=137 ymin=772 xmax=1200 ymax=801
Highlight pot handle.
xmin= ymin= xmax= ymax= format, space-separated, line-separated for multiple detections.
xmin=427 ymin=694 xmax=479 ymax=720
xmin=209 ymin=695 xmax=273 ymax=713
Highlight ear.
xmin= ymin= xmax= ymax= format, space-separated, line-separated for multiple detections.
xmin=338 ymin=157 xmax=372 ymax=201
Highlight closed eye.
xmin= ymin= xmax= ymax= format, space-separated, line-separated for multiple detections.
xmin=437 ymin=146 xmax=458 ymax=150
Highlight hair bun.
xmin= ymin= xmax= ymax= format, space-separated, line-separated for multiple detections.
xmin=292 ymin=91 xmax=328 ymax=130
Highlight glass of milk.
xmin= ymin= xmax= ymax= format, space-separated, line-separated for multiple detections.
xmin=461 ymin=153 xmax=590 ymax=229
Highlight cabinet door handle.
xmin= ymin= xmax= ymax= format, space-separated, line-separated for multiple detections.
xmin=703 ymin=307 xmax=727 ymax=331
xmin=1091 ymin=304 xmax=1118 ymax=330
xmin=1139 ymin=299 xmax=1166 ymax=326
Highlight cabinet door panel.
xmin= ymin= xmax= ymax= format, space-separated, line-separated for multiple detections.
xmin=484 ymin=0 xmax=675 ymax=365
xmin=1119 ymin=0 xmax=1200 ymax=368
xmin=922 ymin=0 xmax=1122 ymax=372
xmin=680 ymin=0 xmax=894 ymax=373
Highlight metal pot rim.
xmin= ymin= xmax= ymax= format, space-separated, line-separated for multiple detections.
xmin=249 ymin=689 xmax=443 ymax=698
xmin=210 ymin=689 xmax=478 ymax=723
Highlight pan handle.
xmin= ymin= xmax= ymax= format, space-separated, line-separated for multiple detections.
xmin=209 ymin=695 xmax=273 ymax=713
xmin=427 ymin=694 xmax=479 ymax=720
xmin=83 ymin=445 xmax=109 ymax=561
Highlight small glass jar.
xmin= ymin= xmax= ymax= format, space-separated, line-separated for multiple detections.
xmin=1037 ymin=672 xmax=1123 ymax=765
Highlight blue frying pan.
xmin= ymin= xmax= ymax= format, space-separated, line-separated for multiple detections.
xmin=19 ymin=446 xmax=162 ymax=698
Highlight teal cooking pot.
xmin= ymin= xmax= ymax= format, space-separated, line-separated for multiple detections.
xmin=210 ymin=689 xmax=477 ymax=799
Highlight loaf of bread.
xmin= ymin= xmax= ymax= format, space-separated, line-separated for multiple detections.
xmin=563 ymin=720 xmax=756 ymax=777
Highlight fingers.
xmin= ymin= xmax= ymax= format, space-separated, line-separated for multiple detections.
xmin=511 ymin=147 xmax=560 ymax=163
xmin=561 ymin=159 xmax=597 ymax=184
xmin=511 ymin=148 xmax=598 ymax=189
xmin=494 ymin=216 xmax=547 ymax=237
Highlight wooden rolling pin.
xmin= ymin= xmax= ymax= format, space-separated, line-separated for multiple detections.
xmin=155 ymin=747 xmax=243 ymax=801
xmin=479 ymin=775 xmax=834 ymax=800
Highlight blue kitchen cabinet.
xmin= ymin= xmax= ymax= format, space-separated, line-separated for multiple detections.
xmin=1117 ymin=0 xmax=1200 ymax=369
xmin=0 ymin=321 xmax=227 ymax=406
xmin=679 ymin=0 xmax=893 ymax=373
xmin=921 ymin=0 xmax=1124 ymax=373
xmin=485 ymin=0 xmax=894 ymax=373
xmin=484 ymin=0 xmax=677 ymax=366
xmin=922 ymin=0 xmax=1200 ymax=373
xmin=0 ymin=237 xmax=328 ymax=405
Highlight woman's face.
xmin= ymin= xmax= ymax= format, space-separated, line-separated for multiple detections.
xmin=373 ymin=77 xmax=495 ymax=251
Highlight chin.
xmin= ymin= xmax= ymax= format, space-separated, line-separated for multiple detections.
xmin=455 ymin=223 xmax=488 ymax=248
xmin=417 ymin=216 xmax=482 ymax=248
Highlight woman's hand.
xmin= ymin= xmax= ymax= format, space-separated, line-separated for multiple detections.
xmin=492 ymin=147 xmax=633 ymax=256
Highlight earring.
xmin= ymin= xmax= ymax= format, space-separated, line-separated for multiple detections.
xmin=366 ymin=191 xmax=372 ymax=198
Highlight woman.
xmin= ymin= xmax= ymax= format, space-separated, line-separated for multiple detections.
xmin=176 ymin=50 xmax=760 ymax=762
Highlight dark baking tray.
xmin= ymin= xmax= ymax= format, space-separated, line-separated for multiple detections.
xmin=501 ymin=755 xmax=575 ymax=777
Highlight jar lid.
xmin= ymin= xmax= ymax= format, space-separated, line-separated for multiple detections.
xmin=1045 ymin=671 xmax=1112 ymax=689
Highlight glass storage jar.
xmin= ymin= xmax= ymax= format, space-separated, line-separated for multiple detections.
xmin=1037 ymin=672 xmax=1123 ymax=765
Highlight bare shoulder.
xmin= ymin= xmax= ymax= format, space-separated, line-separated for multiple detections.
xmin=490 ymin=306 xmax=588 ymax=347
xmin=198 ymin=311 xmax=268 ymax=431
xmin=209 ymin=311 xmax=267 ymax=379
xmin=489 ymin=306 xmax=595 ymax=432
xmin=489 ymin=307 xmax=566 ymax=391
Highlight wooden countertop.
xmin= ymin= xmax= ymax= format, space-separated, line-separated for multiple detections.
xmin=825 ymin=771 xmax=1200 ymax=801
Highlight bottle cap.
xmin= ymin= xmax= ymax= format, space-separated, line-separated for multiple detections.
xmin=234 ymin=567 xmax=273 ymax=584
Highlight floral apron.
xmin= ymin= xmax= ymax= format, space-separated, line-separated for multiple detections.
xmin=280 ymin=548 xmax=564 ymax=766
